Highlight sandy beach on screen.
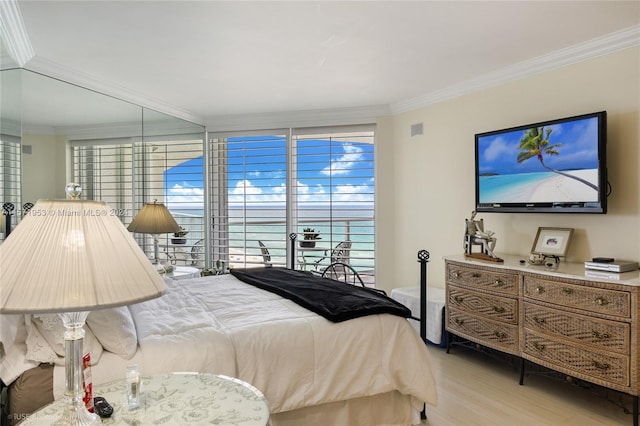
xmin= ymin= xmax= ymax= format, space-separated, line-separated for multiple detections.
xmin=528 ymin=169 xmax=599 ymax=202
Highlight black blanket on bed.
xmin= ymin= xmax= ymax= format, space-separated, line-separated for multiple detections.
xmin=230 ymin=267 xmax=411 ymax=323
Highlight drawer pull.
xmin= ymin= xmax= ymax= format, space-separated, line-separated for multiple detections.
xmin=492 ymin=306 xmax=505 ymax=313
xmin=592 ymin=361 xmax=611 ymax=371
xmin=592 ymin=330 xmax=611 ymax=340
xmin=472 ymin=273 xmax=481 ymax=278
xmin=493 ymin=331 xmax=507 ymax=340
xmin=533 ymin=342 xmax=545 ymax=351
xmin=453 ymin=318 xmax=465 ymax=326
xmin=454 ymin=296 xmax=464 ymax=304
xmin=561 ymin=288 xmax=574 ymax=295
xmin=533 ymin=316 xmax=546 ymax=324
xmin=494 ymin=279 xmax=504 ymax=286
xmin=452 ymin=271 xmax=460 ymax=278
xmin=595 ymin=297 xmax=609 ymax=306
xmin=535 ymin=286 xmax=545 ymax=294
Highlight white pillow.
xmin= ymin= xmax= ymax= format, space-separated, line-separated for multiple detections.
xmin=26 ymin=314 xmax=103 ymax=365
xmin=86 ymin=306 xmax=138 ymax=359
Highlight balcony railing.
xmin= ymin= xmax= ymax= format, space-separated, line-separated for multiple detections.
xmin=161 ymin=213 xmax=375 ymax=283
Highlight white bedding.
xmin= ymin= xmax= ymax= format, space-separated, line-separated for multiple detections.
xmin=43 ymin=274 xmax=437 ymax=416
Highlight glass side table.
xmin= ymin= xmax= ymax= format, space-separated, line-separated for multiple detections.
xmin=21 ymin=372 xmax=271 ymax=425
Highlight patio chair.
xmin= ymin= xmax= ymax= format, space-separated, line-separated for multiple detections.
xmin=258 ymin=240 xmax=272 ymax=267
xmin=309 ymin=240 xmax=352 ymax=271
xmin=330 ymin=241 xmax=352 ymax=264
xmin=190 ymin=239 xmax=204 ymax=267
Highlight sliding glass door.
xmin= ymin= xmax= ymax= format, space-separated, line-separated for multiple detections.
xmin=209 ymin=125 xmax=376 ymax=282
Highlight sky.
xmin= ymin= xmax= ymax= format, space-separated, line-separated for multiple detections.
xmin=477 ymin=115 xmax=602 ymax=175
xmin=164 ymin=136 xmax=375 ymax=210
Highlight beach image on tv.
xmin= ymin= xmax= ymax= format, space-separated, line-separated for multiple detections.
xmin=477 ymin=116 xmax=600 ymax=204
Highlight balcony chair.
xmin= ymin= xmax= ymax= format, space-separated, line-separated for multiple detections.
xmin=258 ymin=240 xmax=272 ymax=267
xmin=190 ymin=239 xmax=204 ymax=267
xmin=310 ymin=240 xmax=352 ymax=271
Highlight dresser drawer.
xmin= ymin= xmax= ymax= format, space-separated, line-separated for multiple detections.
xmin=446 ymin=263 xmax=518 ymax=295
xmin=447 ymin=307 xmax=518 ymax=353
xmin=449 ymin=285 xmax=518 ymax=325
xmin=523 ymin=276 xmax=630 ymax=318
xmin=523 ymin=302 xmax=630 ymax=354
xmin=523 ymin=329 xmax=629 ymax=387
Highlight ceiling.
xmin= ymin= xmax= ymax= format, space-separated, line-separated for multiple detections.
xmin=6 ymin=1 xmax=640 ymax=127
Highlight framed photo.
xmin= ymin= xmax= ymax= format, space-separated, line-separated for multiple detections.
xmin=531 ymin=227 xmax=574 ymax=257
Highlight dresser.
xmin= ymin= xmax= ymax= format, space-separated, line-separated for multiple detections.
xmin=445 ymin=254 xmax=640 ymax=424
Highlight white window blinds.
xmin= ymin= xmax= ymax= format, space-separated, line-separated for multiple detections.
xmin=71 ymin=137 xmax=204 ymax=264
xmin=209 ymin=132 xmax=288 ymax=268
xmin=292 ymin=126 xmax=375 ymax=281
xmin=0 ymin=136 xmax=22 ymax=240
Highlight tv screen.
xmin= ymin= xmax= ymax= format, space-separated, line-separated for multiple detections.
xmin=475 ymin=111 xmax=607 ymax=214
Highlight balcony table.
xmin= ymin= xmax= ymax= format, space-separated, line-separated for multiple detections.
xmin=297 ymin=246 xmax=328 ymax=270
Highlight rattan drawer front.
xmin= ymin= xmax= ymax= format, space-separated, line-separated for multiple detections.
xmin=449 ymin=285 xmax=518 ymax=325
xmin=523 ymin=303 xmax=630 ymax=354
xmin=523 ymin=276 xmax=630 ymax=318
xmin=447 ymin=307 xmax=518 ymax=353
xmin=523 ymin=329 xmax=629 ymax=387
xmin=447 ymin=264 xmax=518 ymax=295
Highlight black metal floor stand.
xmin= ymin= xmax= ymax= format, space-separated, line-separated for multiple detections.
xmin=417 ymin=250 xmax=430 ymax=421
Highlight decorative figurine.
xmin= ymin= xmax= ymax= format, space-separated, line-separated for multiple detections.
xmin=464 ymin=211 xmax=503 ymax=262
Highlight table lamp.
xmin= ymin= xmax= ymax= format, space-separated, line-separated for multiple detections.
xmin=0 ymin=183 xmax=168 ymax=425
xmin=127 ymin=200 xmax=181 ymax=266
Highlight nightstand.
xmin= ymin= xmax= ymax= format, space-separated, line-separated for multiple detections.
xmin=20 ymin=372 xmax=271 ymax=425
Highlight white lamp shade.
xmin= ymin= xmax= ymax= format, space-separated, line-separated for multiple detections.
xmin=0 ymin=199 xmax=167 ymax=314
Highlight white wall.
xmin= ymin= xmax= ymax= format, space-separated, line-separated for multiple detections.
xmin=376 ymin=47 xmax=640 ymax=293
xmin=21 ymin=133 xmax=67 ymax=203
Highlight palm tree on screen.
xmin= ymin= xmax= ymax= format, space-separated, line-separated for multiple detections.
xmin=516 ymin=126 xmax=598 ymax=191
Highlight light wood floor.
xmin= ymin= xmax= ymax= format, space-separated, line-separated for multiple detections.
xmin=421 ymin=345 xmax=630 ymax=426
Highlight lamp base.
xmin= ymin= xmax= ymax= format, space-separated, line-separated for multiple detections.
xmin=52 ymin=397 xmax=100 ymax=425
xmin=56 ymin=312 xmax=101 ymax=426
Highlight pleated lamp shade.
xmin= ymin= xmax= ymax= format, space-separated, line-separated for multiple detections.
xmin=127 ymin=201 xmax=181 ymax=235
xmin=0 ymin=199 xmax=167 ymax=314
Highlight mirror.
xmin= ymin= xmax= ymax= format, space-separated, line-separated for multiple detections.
xmin=0 ymin=68 xmax=205 ymax=235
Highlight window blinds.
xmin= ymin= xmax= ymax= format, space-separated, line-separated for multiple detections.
xmin=71 ymin=137 xmax=204 ymax=264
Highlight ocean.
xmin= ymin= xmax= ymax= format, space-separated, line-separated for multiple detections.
xmin=170 ymin=207 xmax=375 ymax=270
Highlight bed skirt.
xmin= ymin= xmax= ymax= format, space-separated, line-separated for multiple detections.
xmin=270 ymin=390 xmax=421 ymax=426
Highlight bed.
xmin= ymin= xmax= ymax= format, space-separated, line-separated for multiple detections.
xmin=1 ymin=267 xmax=437 ymax=426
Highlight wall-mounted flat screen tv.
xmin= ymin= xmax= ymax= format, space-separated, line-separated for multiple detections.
xmin=475 ymin=111 xmax=607 ymax=214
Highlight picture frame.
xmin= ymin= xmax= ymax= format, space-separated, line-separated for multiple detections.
xmin=531 ymin=227 xmax=574 ymax=257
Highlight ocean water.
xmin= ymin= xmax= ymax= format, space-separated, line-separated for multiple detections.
xmin=170 ymin=208 xmax=375 ymax=269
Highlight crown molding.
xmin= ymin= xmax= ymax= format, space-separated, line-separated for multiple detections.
xmin=205 ymin=104 xmax=390 ymax=133
xmin=0 ymin=0 xmax=34 ymax=67
xmin=24 ymin=56 xmax=205 ymax=126
xmin=391 ymin=24 xmax=640 ymax=115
